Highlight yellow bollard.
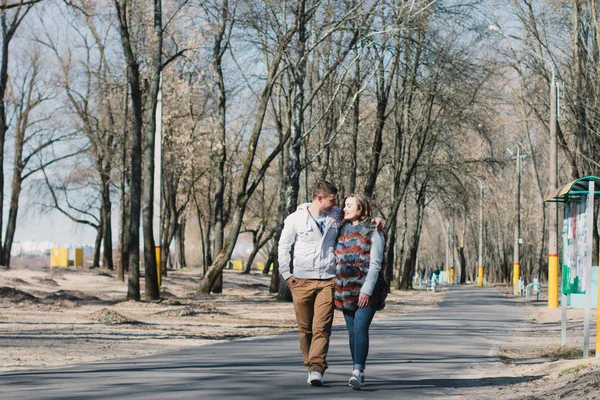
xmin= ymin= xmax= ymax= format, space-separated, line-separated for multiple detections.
xmin=74 ymin=248 xmax=84 ymax=269
xmin=155 ymin=246 xmax=161 ymax=287
xmin=449 ymin=268 xmax=455 ymax=285
xmin=548 ymin=254 xmax=559 ymax=308
xmin=478 ymin=266 xmax=483 ymax=287
xmin=513 ymin=263 xmax=520 ymax=295
xmin=232 ymin=260 xmax=243 ymax=270
xmin=50 ymin=248 xmax=68 ymax=268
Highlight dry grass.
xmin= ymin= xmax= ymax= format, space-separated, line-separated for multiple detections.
xmin=541 ymin=345 xmax=585 ymax=361
xmin=558 ymin=363 xmax=592 ymax=377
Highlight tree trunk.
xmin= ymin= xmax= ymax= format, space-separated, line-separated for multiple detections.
xmin=101 ymin=167 xmax=114 ymax=270
xmin=3 ymin=167 xmax=21 ymax=267
xmin=3 ymin=173 xmax=20 ymax=267
xmin=2 ymin=108 xmax=25 ymax=267
xmin=159 ymin=184 xmax=171 ymax=276
xmin=115 ymin=0 xmax=143 ymax=301
xmin=263 ymin=246 xmax=274 ymax=275
xmin=117 ymin=85 xmax=130 ymax=281
xmin=160 ymin=181 xmax=172 ymax=276
xmin=125 ymin=75 xmax=141 ymax=300
xmin=93 ymin=224 xmax=102 ymax=268
xmin=210 ymin=0 xmax=230 ymax=293
xmin=275 ymin=0 xmax=307 ymax=302
xmin=458 ymin=239 xmax=466 ymax=284
xmin=193 ymin=189 xmax=209 ymax=273
xmin=173 ymin=216 xmax=187 ymax=269
xmin=0 ymin=18 xmax=8 ymax=266
xmin=398 ymin=189 xmax=425 ymax=290
xmin=393 ymin=202 xmax=409 ymax=289
xmin=140 ymin=0 xmax=162 ymax=300
xmin=244 ymin=231 xmax=260 ymax=274
xmin=245 ymin=229 xmax=273 ymax=274
xmin=0 ymin=6 xmax=34 ymax=266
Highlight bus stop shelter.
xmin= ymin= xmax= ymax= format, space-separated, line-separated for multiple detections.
xmin=545 ymin=175 xmax=600 ymax=357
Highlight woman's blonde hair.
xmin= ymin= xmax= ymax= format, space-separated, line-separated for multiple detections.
xmin=344 ymin=193 xmax=373 ymax=221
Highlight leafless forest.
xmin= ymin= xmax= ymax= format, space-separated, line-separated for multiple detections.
xmin=1 ymin=0 xmax=599 ymax=300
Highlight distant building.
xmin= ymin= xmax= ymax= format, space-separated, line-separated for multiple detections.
xmin=12 ymin=241 xmax=94 ymax=257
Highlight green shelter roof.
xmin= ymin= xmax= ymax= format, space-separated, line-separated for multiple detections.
xmin=544 ymin=176 xmax=600 ymax=203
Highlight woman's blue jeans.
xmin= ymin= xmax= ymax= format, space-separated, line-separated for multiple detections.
xmin=343 ymin=305 xmax=376 ymax=371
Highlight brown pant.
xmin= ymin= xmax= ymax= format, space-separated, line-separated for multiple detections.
xmin=289 ymin=278 xmax=335 ymax=374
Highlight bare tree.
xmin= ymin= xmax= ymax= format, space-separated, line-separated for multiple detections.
xmin=114 ymin=0 xmax=186 ymax=299
xmin=197 ymin=0 xmax=299 ymax=294
xmin=2 ymin=49 xmax=68 ymax=266
xmin=0 ymin=0 xmax=38 ymax=266
xmin=114 ymin=0 xmax=144 ymax=299
xmin=1 ymin=1 xmax=43 ymax=10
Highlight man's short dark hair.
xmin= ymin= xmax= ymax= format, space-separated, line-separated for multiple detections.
xmin=312 ymin=181 xmax=338 ymax=199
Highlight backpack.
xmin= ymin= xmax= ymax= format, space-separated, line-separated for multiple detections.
xmin=372 ymin=240 xmax=390 ymax=310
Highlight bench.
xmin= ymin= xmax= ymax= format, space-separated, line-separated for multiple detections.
xmin=426 ymin=274 xmax=438 ymax=292
xmin=526 ymin=279 xmax=541 ymax=301
xmin=518 ymin=279 xmax=525 ymax=296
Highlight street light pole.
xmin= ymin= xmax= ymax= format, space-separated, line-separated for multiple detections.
xmin=513 ymin=146 xmax=522 ymax=295
xmin=153 ymin=73 xmax=163 ymax=286
xmin=474 ymin=177 xmax=485 ymax=287
xmin=489 ymin=25 xmax=559 ymax=306
xmin=548 ymin=73 xmax=559 ymax=308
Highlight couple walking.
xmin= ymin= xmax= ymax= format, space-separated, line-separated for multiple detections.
xmin=278 ymin=181 xmax=386 ymax=390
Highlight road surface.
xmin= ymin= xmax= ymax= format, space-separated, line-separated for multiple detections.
xmin=0 ymin=286 xmax=536 ymax=399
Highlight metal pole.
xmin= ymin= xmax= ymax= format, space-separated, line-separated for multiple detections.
xmin=446 ymin=222 xmax=450 ymax=284
xmin=153 ymin=73 xmax=163 ymax=286
xmin=561 ymin=198 xmax=567 ymax=345
xmin=451 ymin=219 xmax=455 ymax=285
xmin=478 ymin=181 xmax=484 ymax=287
xmin=513 ymin=146 xmax=521 ymax=295
xmin=548 ymin=72 xmax=559 ymax=308
xmin=487 ymin=25 xmax=558 ymax=306
xmin=583 ymin=181 xmax=594 ymax=357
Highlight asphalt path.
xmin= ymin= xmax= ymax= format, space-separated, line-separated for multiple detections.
xmin=0 ymin=286 xmax=537 ymax=399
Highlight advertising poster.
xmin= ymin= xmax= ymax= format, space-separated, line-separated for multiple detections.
xmin=562 ymin=197 xmax=589 ymax=294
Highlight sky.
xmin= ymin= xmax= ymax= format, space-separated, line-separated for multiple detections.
xmin=7 ymin=0 xmax=523 ymax=248
xmin=13 ymin=205 xmax=103 ymax=246
xmin=9 ymin=3 xmax=122 ymax=247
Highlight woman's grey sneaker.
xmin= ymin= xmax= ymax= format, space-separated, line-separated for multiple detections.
xmin=348 ymin=370 xmax=365 ymax=390
xmin=308 ymin=371 xmax=323 ymax=386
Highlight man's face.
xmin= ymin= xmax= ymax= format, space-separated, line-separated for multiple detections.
xmin=319 ymin=194 xmax=337 ymax=213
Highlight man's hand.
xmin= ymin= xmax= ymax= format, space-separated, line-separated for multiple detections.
xmin=372 ymin=217 xmax=384 ymax=232
xmin=286 ymin=275 xmax=302 ymax=289
xmin=358 ymin=292 xmax=371 ymax=308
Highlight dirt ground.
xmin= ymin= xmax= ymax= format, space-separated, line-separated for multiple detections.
xmin=0 ymin=265 xmax=440 ymax=372
xmin=459 ymin=284 xmax=600 ymax=400
xmin=3 ymin=267 xmax=600 ymax=399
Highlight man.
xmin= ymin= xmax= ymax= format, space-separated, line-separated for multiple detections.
xmin=278 ymin=181 xmax=341 ymax=386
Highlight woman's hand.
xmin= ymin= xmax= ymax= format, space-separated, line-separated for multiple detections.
xmin=358 ymin=293 xmax=371 ymax=308
xmin=372 ymin=217 xmax=384 ymax=232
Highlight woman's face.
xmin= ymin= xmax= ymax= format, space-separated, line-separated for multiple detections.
xmin=343 ymin=197 xmax=361 ymax=221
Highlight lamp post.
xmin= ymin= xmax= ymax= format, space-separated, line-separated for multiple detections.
xmin=507 ymin=145 xmax=529 ymax=294
xmin=512 ymin=146 xmax=523 ymax=294
xmin=473 ymin=177 xmax=485 ymax=287
xmin=153 ymin=73 xmax=163 ymax=286
xmin=489 ymin=25 xmax=558 ymax=307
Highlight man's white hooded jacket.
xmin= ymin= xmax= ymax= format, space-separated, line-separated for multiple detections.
xmin=278 ymin=203 xmax=342 ymax=281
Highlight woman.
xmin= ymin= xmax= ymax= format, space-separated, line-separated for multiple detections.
xmin=334 ymin=193 xmax=385 ymax=390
